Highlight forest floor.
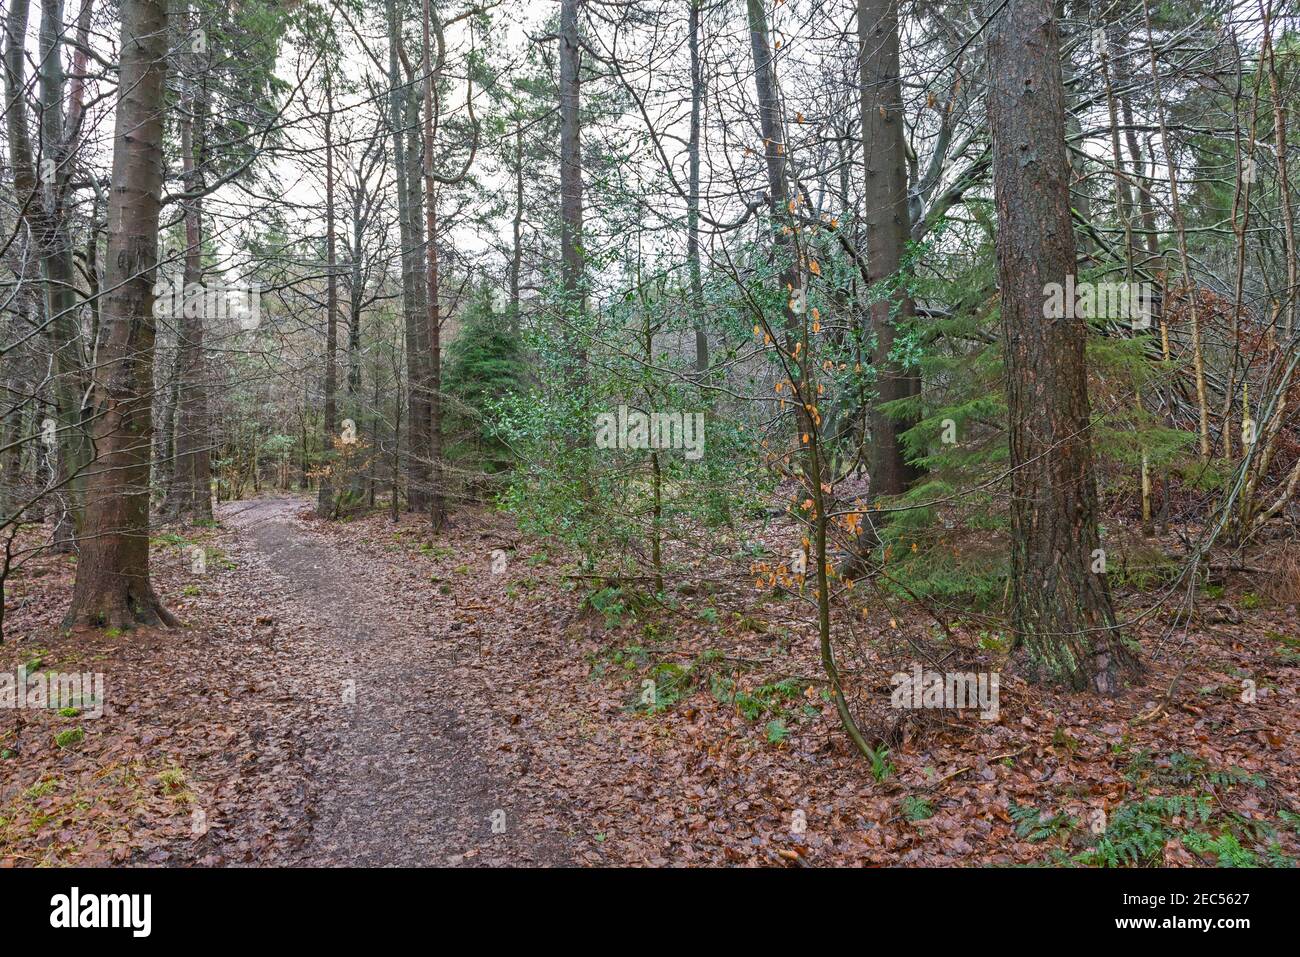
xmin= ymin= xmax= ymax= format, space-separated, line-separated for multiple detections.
xmin=2 ymin=494 xmax=1298 ymax=867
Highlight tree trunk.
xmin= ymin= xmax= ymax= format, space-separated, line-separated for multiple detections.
xmin=986 ymin=0 xmax=1137 ymax=693
xmin=559 ymin=0 xmax=585 ymax=322
xmin=421 ymin=0 xmax=446 ymax=529
xmin=347 ymin=177 xmax=365 ymax=501
xmin=859 ymin=0 xmax=920 ymax=499
xmin=511 ymin=119 xmax=523 ymax=334
xmin=64 ymin=0 xmax=176 ymax=629
xmin=395 ymin=25 xmax=432 ymax=511
xmin=167 ymin=11 xmax=213 ymax=522
xmin=1099 ymin=26 xmax=1152 ymax=534
xmin=1140 ymin=0 xmax=1210 ymax=459
xmin=1261 ymin=8 xmax=1296 ymax=336
xmin=317 ymin=68 xmax=339 ymax=517
xmin=745 ymin=0 xmax=796 ymax=321
xmin=155 ymin=356 xmax=178 ymax=497
xmin=384 ymin=0 xmax=429 ymax=512
xmin=6 ymin=0 xmax=89 ymax=549
xmin=687 ymin=0 xmax=708 ymax=373
xmin=747 ymin=0 xmax=874 ymax=761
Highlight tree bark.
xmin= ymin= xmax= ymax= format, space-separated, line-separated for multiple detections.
xmin=747 ymin=0 xmax=874 ymax=761
xmin=859 ymin=0 xmax=920 ymax=500
xmin=745 ymin=0 xmax=796 ymax=313
xmin=510 ymin=118 xmax=523 ymax=333
xmin=421 ymin=0 xmax=446 ymax=529
xmin=345 ymin=148 xmax=370 ymax=501
xmin=64 ymin=0 xmax=176 ymax=628
xmin=167 ymin=6 xmax=213 ymax=522
xmin=5 ymin=0 xmax=89 ymax=549
xmin=317 ymin=68 xmax=339 ymax=517
xmin=1140 ymin=0 xmax=1210 ymax=459
xmin=559 ymin=0 xmax=585 ymax=324
xmin=687 ymin=0 xmax=708 ymax=373
xmin=388 ymin=12 xmax=432 ymax=511
xmin=986 ymin=0 xmax=1137 ymax=692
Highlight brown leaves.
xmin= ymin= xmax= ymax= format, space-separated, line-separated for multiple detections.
xmin=5 ymin=499 xmax=1298 ymax=869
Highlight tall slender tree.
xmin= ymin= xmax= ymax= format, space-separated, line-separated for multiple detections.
xmin=687 ymin=0 xmax=707 ymax=374
xmin=317 ymin=66 xmax=339 ymax=517
xmin=386 ymin=0 xmax=432 ymax=512
xmin=985 ymin=0 xmax=1137 ymax=692
xmin=422 ymin=0 xmax=446 ymax=529
xmin=4 ymin=0 xmax=91 ymax=549
xmin=559 ymin=0 xmax=585 ymax=327
xmin=64 ymin=0 xmax=176 ymax=628
xmin=859 ymin=0 xmax=919 ymax=499
xmin=167 ymin=1 xmax=214 ymax=522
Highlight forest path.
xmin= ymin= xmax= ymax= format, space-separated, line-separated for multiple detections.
xmin=220 ymin=495 xmax=573 ymax=867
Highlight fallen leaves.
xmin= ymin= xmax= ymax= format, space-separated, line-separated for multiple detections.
xmin=3 ymin=497 xmax=1297 ymax=868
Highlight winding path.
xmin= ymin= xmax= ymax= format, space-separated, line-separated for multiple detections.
xmin=221 ymin=496 xmax=572 ymax=867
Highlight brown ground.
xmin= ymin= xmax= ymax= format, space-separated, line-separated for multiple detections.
xmin=1 ymin=495 xmax=1297 ymax=867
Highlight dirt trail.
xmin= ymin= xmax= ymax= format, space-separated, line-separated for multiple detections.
xmin=221 ymin=495 xmax=572 ymax=867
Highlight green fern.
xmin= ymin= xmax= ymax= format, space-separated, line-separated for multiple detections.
xmin=1279 ymin=809 xmax=1300 ymax=836
xmin=901 ymin=795 xmax=934 ymax=822
xmin=1181 ymin=831 xmax=1259 ymax=868
xmin=1075 ymin=796 xmax=1212 ymax=867
xmin=1264 ymin=842 xmax=1296 ymax=868
xmin=1010 ymin=801 xmax=1077 ymax=842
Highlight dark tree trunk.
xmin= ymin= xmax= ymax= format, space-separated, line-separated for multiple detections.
xmin=400 ymin=49 xmax=432 ymax=511
xmin=0 ymin=353 xmax=26 ymax=517
xmin=986 ymin=0 xmax=1138 ymax=692
xmin=346 ymin=172 xmax=366 ymax=501
xmin=745 ymin=0 xmax=797 ymax=322
xmin=421 ymin=0 xmax=446 ymax=529
xmin=318 ymin=69 xmax=339 ymax=517
xmin=167 ymin=13 xmax=212 ymax=523
xmin=299 ymin=402 xmax=311 ymax=490
xmin=64 ymin=0 xmax=175 ymax=629
xmin=39 ymin=0 xmax=87 ymax=545
xmin=5 ymin=0 xmax=90 ymax=549
xmin=687 ymin=0 xmax=708 ymax=373
xmin=155 ymin=358 xmax=177 ymax=496
xmin=559 ymin=0 xmax=585 ymax=322
xmin=859 ymin=0 xmax=920 ymax=499
xmin=1113 ymin=43 xmax=1160 ymax=262
xmin=748 ymin=0 xmax=873 ymax=759
xmin=385 ymin=0 xmax=430 ymax=513
xmin=510 ymin=120 xmax=523 ymax=334
xmin=347 ymin=211 xmax=364 ymax=405
xmin=745 ymin=0 xmax=808 ymax=485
